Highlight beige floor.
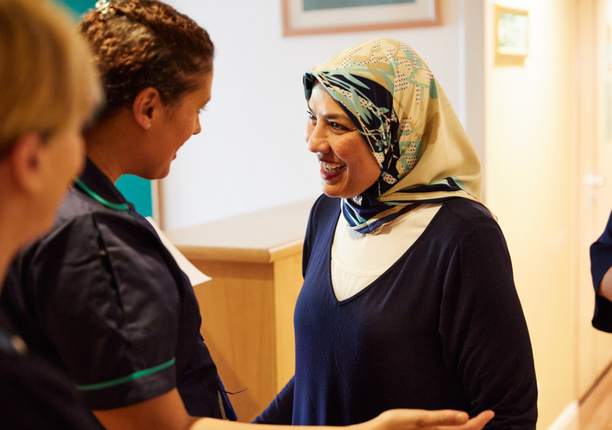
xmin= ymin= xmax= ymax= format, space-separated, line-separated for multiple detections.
xmin=578 ymin=364 xmax=612 ymax=429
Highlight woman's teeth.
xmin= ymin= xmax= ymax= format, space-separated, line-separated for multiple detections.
xmin=320 ymin=161 xmax=345 ymax=172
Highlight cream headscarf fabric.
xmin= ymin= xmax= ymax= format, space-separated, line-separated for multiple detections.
xmin=303 ymin=38 xmax=483 ymax=234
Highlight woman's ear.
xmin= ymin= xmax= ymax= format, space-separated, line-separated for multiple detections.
xmin=132 ymin=87 xmax=161 ymax=131
xmin=6 ymin=132 xmax=46 ymax=194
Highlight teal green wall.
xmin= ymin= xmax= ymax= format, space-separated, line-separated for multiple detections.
xmin=56 ymin=0 xmax=91 ymax=17
xmin=55 ymin=0 xmax=154 ymax=217
xmin=115 ymin=176 xmax=154 ymax=217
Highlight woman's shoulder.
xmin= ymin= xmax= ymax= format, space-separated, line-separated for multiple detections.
xmin=426 ymin=198 xmax=503 ymax=245
xmin=440 ymin=198 xmax=497 ymax=225
xmin=309 ymin=194 xmax=341 ymax=219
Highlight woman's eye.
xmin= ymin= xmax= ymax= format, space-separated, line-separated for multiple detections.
xmin=330 ymin=122 xmax=346 ymax=131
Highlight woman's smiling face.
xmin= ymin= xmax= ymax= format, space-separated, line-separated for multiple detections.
xmin=306 ymin=83 xmax=380 ymax=199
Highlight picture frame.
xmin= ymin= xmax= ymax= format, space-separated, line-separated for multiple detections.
xmin=281 ymin=0 xmax=440 ymax=37
xmin=494 ymin=5 xmax=529 ymax=65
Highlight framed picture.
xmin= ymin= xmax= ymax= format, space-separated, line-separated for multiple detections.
xmin=494 ymin=5 xmax=529 ymax=65
xmin=281 ymin=0 xmax=440 ymax=37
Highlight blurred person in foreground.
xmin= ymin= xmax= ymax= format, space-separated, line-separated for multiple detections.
xmin=0 ymin=0 xmax=102 ymax=427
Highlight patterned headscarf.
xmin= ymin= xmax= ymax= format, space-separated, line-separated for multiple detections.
xmin=304 ymin=38 xmax=483 ymax=234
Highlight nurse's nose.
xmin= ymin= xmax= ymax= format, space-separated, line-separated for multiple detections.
xmin=193 ymin=116 xmax=202 ymax=135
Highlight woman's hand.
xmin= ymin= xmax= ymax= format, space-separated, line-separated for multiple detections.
xmin=355 ymin=409 xmax=495 ymax=430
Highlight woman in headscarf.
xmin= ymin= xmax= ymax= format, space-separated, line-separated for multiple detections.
xmin=255 ymin=38 xmax=537 ymax=429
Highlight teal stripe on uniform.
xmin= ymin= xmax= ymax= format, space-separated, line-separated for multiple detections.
xmin=76 ymin=357 xmax=176 ymax=391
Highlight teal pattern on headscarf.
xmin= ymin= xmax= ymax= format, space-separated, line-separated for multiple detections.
xmin=304 ymin=72 xmax=399 ymax=194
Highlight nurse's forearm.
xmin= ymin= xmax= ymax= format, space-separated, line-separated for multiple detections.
xmin=190 ymin=409 xmax=493 ymax=430
xmin=93 ymin=388 xmax=198 ymax=430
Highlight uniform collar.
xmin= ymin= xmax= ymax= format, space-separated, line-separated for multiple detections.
xmin=76 ymin=158 xmax=131 ymax=210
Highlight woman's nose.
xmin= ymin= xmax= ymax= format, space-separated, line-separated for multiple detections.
xmin=306 ymin=124 xmax=328 ymax=153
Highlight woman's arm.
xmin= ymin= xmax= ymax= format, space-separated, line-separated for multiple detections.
xmin=441 ymin=222 xmax=537 ymax=428
xmin=252 ymin=376 xmax=295 ymax=424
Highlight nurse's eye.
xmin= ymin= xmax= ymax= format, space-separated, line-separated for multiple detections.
xmin=307 ymin=110 xmax=316 ymax=123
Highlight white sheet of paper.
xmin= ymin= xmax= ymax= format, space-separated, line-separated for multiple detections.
xmin=145 ymin=216 xmax=211 ymax=287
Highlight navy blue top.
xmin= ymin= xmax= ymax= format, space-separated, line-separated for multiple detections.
xmin=1 ymin=158 xmax=235 ymax=419
xmin=590 ymin=209 xmax=612 ymax=332
xmin=256 ymin=195 xmax=537 ymax=428
xmin=0 ymin=316 xmax=100 ymax=429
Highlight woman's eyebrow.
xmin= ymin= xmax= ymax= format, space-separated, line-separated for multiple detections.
xmin=323 ymin=113 xmax=349 ymax=121
xmin=306 ymin=104 xmax=350 ymax=122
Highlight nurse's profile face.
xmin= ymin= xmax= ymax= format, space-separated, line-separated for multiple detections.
xmin=139 ymin=69 xmax=213 ymax=180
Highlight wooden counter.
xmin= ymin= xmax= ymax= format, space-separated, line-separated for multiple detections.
xmin=165 ymin=198 xmax=315 ymax=422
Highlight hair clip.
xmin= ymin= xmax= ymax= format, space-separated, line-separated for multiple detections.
xmin=95 ymin=0 xmax=115 ymax=21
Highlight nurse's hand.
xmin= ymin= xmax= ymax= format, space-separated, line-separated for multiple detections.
xmin=355 ymin=409 xmax=495 ymax=430
xmin=189 ymin=409 xmax=495 ymax=430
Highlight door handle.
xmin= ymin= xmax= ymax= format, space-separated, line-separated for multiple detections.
xmin=584 ymin=174 xmax=605 ymax=187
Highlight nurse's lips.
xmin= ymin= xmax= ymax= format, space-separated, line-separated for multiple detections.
xmin=319 ymin=161 xmax=345 ymax=180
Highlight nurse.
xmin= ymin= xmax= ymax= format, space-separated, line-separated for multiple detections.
xmin=1 ymin=2 xmax=233 ymax=428
xmin=1 ymin=1 xmax=493 ymax=429
xmin=0 ymin=0 xmax=101 ymax=427
xmin=590 ymin=210 xmax=612 ymax=331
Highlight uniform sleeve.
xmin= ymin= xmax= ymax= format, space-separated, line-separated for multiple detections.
xmin=27 ymin=211 xmax=181 ymax=410
xmin=439 ymin=221 xmax=538 ymax=429
xmin=253 ymin=376 xmax=295 ymax=424
xmin=590 ymin=210 xmax=612 ymax=332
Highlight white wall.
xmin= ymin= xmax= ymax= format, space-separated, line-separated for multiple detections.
xmin=161 ymin=0 xmax=473 ymax=230
xmin=484 ymin=0 xmax=576 ymax=427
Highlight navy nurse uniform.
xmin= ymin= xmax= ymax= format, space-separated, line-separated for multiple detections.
xmin=591 ymin=209 xmax=612 ymax=332
xmin=0 ymin=315 xmax=100 ymax=429
xmin=1 ymin=158 xmax=235 ymax=420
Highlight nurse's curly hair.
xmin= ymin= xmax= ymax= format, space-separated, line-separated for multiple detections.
xmin=79 ymin=0 xmax=214 ymax=119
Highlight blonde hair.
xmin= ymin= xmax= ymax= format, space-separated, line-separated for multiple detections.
xmin=0 ymin=0 xmax=101 ymax=156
